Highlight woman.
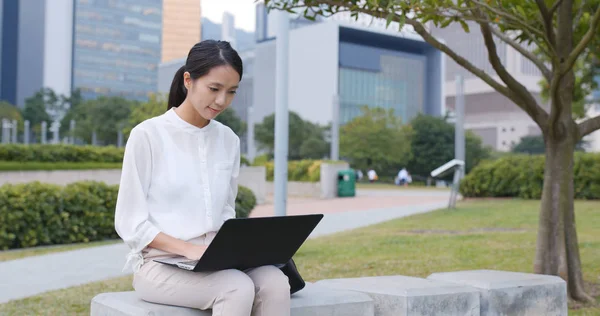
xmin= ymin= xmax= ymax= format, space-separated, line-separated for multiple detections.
xmin=114 ymin=40 xmax=291 ymax=316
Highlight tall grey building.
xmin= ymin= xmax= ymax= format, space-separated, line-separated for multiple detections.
xmin=0 ymin=0 xmax=163 ymax=107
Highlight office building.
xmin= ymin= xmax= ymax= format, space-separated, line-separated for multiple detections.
xmin=72 ymin=0 xmax=162 ymax=100
xmin=251 ymin=19 xmax=444 ymax=127
xmin=1 ymin=0 xmax=163 ymax=107
xmin=161 ymin=0 xmax=201 ymax=62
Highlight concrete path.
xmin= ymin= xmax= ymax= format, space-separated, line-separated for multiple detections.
xmin=0 ymin=189 xmax=449 ymax=304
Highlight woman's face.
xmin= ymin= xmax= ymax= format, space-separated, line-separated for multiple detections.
xmin=183 ymin=64 xmax=240 ymax=120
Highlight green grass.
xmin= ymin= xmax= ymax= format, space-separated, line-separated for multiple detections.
xmin=0 ymin=240 xmax=121 ymax=262
xmin=0 ymin=161 xmax=122 ymax=171
xmin=1 ymin=199 xmax=598 ymax=315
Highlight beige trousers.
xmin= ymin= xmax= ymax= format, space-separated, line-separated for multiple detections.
xmin=132 ymin=232 xmax=291 ymax=316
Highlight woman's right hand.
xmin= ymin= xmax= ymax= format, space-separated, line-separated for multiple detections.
xmin=184 ymin=244 xmax=208 ymax=260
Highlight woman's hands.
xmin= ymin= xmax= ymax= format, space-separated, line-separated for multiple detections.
xmin=148 ymin=232 xmax=208 ymax=260
xmin=184 ymin=243 xmax=208 ymax=260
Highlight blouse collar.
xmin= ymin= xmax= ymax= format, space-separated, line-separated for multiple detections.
xmin=165 ymin=108 xmax=214 ymax=135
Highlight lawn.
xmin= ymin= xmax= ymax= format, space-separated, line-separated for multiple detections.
xmin=1 ymin=199 xmax=598 ymax=315
xmin=0 ymin=240 xmax=121 ymax=262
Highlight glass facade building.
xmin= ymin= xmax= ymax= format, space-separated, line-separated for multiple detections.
xmin=72 ymin=0 xmax=162 ymax=100
xmin=337 ymin=28 xmax=440 ymax=125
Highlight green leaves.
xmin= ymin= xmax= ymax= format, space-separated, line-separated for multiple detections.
xmin=214 ymin=108 xmax=247 ymax=137
xmin=0 ymin=144 xmax=124 ymax=163
xmin=340 ymin=106 xmax=413 ymax=177
xmin=254 ymin=112 xmax=329 ymax=160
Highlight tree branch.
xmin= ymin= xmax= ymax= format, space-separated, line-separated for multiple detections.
xmin=469 ymin=0 xmax=549 ymax=40
xmin=573 ymin=0 xmax=586 ymax=30
xmin=477 ymin=17 xmax=549 ymax=127
xmin=549 ymin=0 xmax=565 ymax=16
xmin=579 ymin=115 xmax=600 ymax=137
xmin=535 ymin=0 xmax=557 ymax=49
xmin=489 ymin=27 xmax=552 ymax=81
xmin=563 ymin=6 xmax=600 ymax=74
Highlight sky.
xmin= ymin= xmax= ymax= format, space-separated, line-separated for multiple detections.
xmin=201 ymin=0 xmax=257 ymax=32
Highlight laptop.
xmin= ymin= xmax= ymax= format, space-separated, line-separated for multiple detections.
xmin=154 ymin=214 xmax=323 ymax=272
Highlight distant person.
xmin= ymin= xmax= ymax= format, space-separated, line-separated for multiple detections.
xmin=397 ymin=167 xmax=409 ymax=187
xmin=114 ymin=40 xmax=290 ymax=316
xmin=367 ymin=168 xmax=378 ymax=183
xmin=356 ymin=169 xmax=363 ymax=181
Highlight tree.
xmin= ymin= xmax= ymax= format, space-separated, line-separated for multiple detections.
xmin=69 ymin=97 xmax=135 ymax=145
xmin=22 ymin=89 xmax=53 ymax=128
xmin=255 ymin=111 xmax=329 ymax=160
xmin=340 ymin=106 xmax=413 ymax=177
xmin=266 ymin=0 xmax=600 ymax=301
xmin=0 ymin=101 xmax=22 ymax=122
xmin=124 ymin=94 xmax=167 ymax=137
xmin=408 ymin=114 xmax=491 ymax=179
xmin=215 ymin=108 xmax=246 ymax=136
xmin=59 ymin=89 xmax=84 ymax=136
xmin=513 ymin=135 xmax=588 ymax=154
xmin=0 ymin=101 xmax=24 ymax=134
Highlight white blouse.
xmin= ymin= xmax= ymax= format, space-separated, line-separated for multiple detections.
xmin=114 ymin=108 xmax=240 ymax=272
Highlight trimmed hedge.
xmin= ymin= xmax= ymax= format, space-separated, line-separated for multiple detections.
xmin=0 ymin=144 xmax=124 ymax=162
xmin=235 ymin=186 xmax=257 ymax=218
xmin=0 ymin=181 xmax=257 ymax=250
xmin=264 ymin=159 xmax=323 ymax=182
xmin=459 ymin=153 xmax=600 ymax=199
xmin=0 ymin=162 xmax=122 ymax=171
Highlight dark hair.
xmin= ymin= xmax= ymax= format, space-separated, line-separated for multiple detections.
xmin=168 ymin=40 xmax=243 ymax=110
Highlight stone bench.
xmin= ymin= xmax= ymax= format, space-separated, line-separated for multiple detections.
xmin=90 ymin=282 xmax=374 ymax=316
xmin=427 ymin=269 xmax=567 ymax=316
xmin=91 ymin=270 xmax=568 ymax=316
xmin=316 ymin=275 xmax=480 ymax=316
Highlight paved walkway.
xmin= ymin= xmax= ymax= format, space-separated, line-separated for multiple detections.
xmin=0 ymin=189 xmax=449 ymax=304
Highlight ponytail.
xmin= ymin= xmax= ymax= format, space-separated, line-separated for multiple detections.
xmin=167 ymin=65 xmax=187 ymax=110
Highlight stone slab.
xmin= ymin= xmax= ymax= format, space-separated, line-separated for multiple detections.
xmin=316 ymin=275 xmax=480 ymax=316
xmin=427 ymin=270 xmax=567 ymax=316
xmin=90 ymin=283 xmax=374 ymax=316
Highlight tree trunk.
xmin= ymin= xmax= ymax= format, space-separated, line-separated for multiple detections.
xmin=534 ymin=126 xmax=594 ymax=303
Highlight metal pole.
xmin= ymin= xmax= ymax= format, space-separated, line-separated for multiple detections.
xmin=449 ymin=74 xmax=466 ymax=209
xmin=11 ymin=119 xmax=17 ymax=143
xmin=1 ymin=119 xmax=8 ymax=144
xmin=330 ymin=95 xmax=340 ymax=161
xmin=41 ymin=121 xmax=47 ymax=144
xmin=247 ymin=106 xmax=256 ymax=162
xmin=70 ymin=120 xmax=76 ymax=144
xmin=455 ymin=74 xmax=465 ymax=178
xmin=92 ymin=131 xmax=97 ymax=146
xmin=24 ymin=120 xmax=30 ymax=144
xmin=274 ymin=10 xmax=290 ymax=217
xmin=117 ymin=130 xmax=123 ymax=148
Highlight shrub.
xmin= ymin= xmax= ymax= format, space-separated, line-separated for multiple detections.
xmin=460 ymin=153 xmax=600 ymax=199
xmin=240 ymin=155 xmax=251 ymax=166
xmin=235 ymin=186 xmax=257 ymax=218
xmin=263 ymin=159 xmax=324 ymax=182
xmin=0 ymin=182 xmax=63 ymax=249
xmin=0 ymin=144 xmax=124 ymax=163
xmin=61 ymin=181 xmax=119 ymax=244
xmin=0 ymin=182 xmax=258 ymax=250
xmin=0 ymin=162 xmax=122 ymax=171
